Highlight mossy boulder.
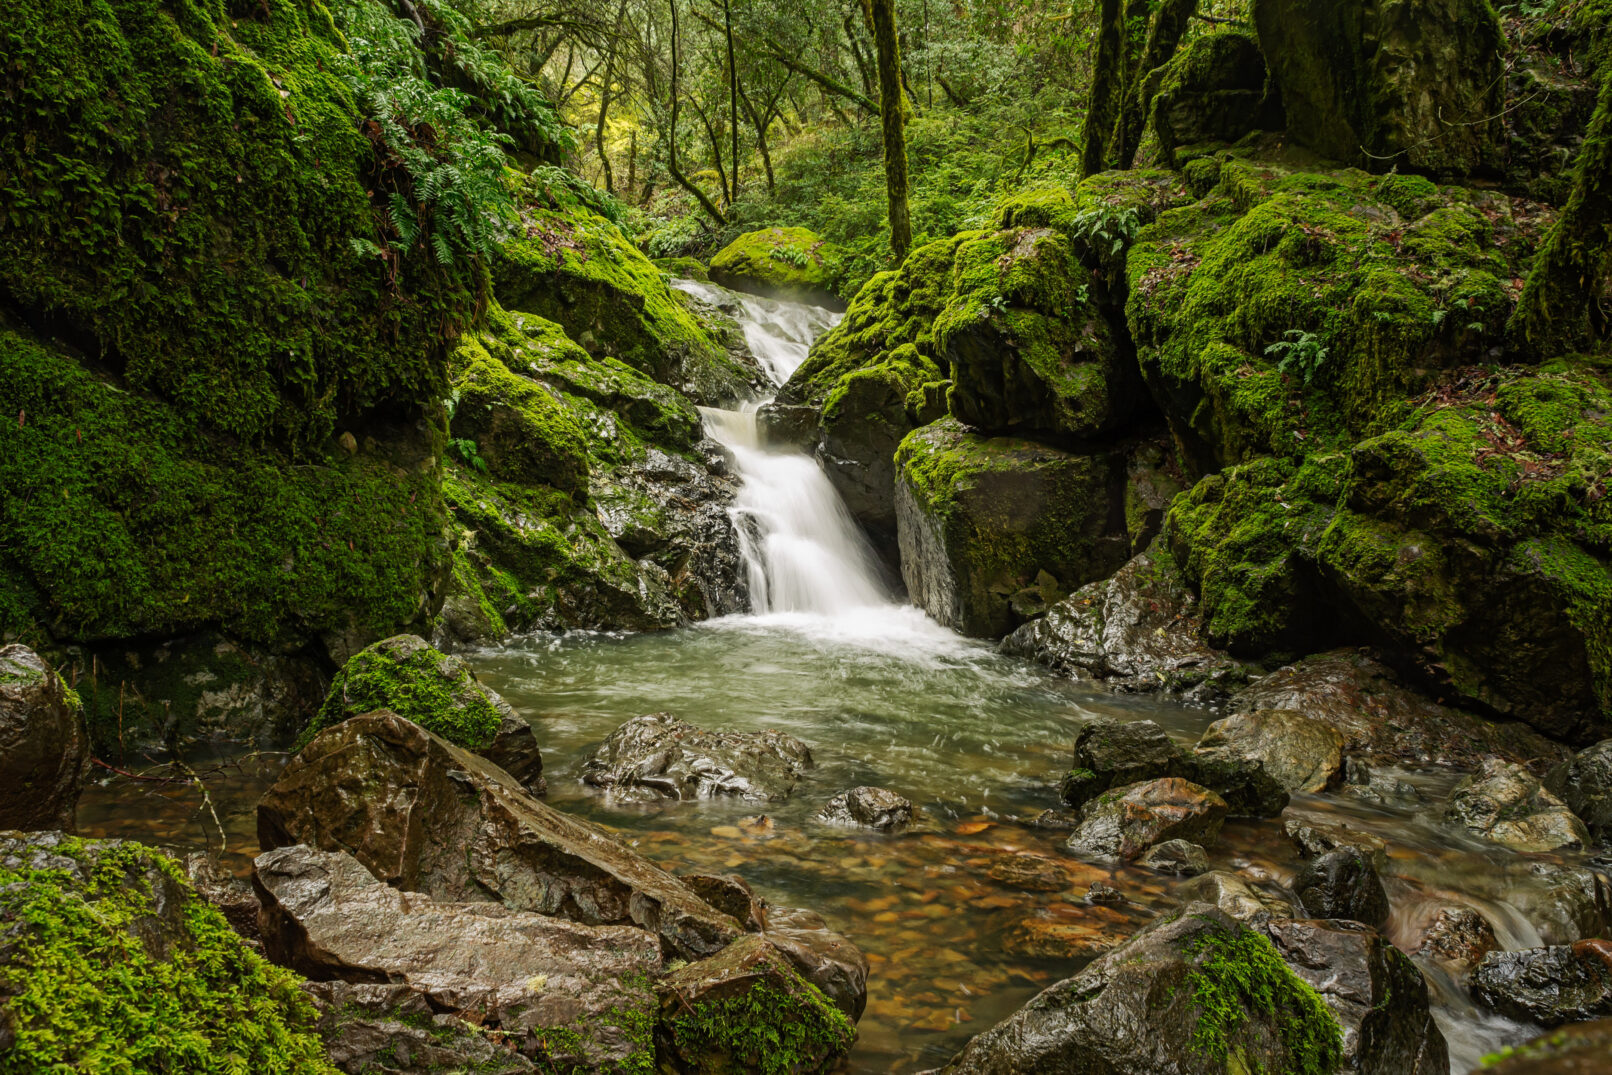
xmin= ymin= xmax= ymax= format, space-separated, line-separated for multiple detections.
xmin=448 ymin=334 xmax=590 ymax=496
xmin=0 ymin=831 xmax=333 ymax=1072
xmin=894 ymin=418 xmax=1130 ymax=638
xmin=0 ymin=645 xmax=88 ymax=832
xmin=653 ymin=255 xmax=711 ymax=282
xmin=709 ymin=226 xmax=848 ymax=309
xmin=1252 ymin=0 xmax=1505 ymax=177
xmin=1149 ymin=30 xmax=1284 ymax=168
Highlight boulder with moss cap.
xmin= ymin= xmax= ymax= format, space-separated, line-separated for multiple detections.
xmin=709 ymin=226 xmax=847 ymax=309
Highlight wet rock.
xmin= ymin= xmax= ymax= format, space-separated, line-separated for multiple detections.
xmin=1064 ymin=778 xmax=1227 ymax=862
xmin=1026 ymin=807 xmax=1082 ymax=830
xmin=1085 ymin=881 xmax=1124 ymax=905
xmin=254 ymin=843 xmax=662 ymax=1070
xmin=1177 ymin=870 xmax=1295 ymax=922
xmin=304 ymin=634 xmax=544 ymax=794
xmin=1415 ymin=906 xmax=1498 ymax=972
xmin=1060 ymin=716 xmax=1288 ymax=819
xmin=0 ymin=645 xmax=89 ymax=832
xmin=1195 ymin=708 xmax=1345 ymax=794
xmin=655 ymin=933 xmax=856 ymax=1073
xmin=682 ymin=873 xmax=767 ymax=931
xmin=987 ymin=852 xmax=1071 ymax=892
xmin=894 ymin=417 xmax=1130 ymax=638
xmin=761 ymin=920 xmax=870 ymax=1021
xmin=581 ymin=713 xmax=813 ymax=803
xmin=1445 ymin=758 xmax=1590 ymax=852
xmin=1139 ymin=839 xmax=1209 ymax=876
xmin=1001 ymin=907 xmax=1137 ymax=961
xmin=940 ymin=904 xmax=1346 ymax=1074
xmin=1001 ymin=544 xmax=1249 ymax=700
xmin=1292 ymin=848 xmax=1389 ymax=928
xmin=1545 ymin=739 xmax=1612 ymax=845
xmin=1262 ymin=917 xmax=1450 ymax=1074
xmin=1339 ymin=759 xmax=1425 ymax=807
xmin=302 ymin=981 xmax=537 ymax=1074
xmin=1284 ymin=813 xmax=1389 ymax=868
xmin=257 ymin=710 xmax=743 ymax=960
xmin=1459 ymin=860 xmax=1612 ymax=946
xmin=1186 ymin=753 xmax=1290 ymax=818
xmin=1471 ymin=941 xmax=1612 ymax=1027
xmin=184 ymin=852 xmax=261 ymax=947
xmin=1230 ymin=649 xmax=1571 ymax=772
xmin=1478 ymin=1017 xmax=1612 ymax=1074
xmin=815 ymin=786 xmax=913 ymax=831
xmin=1150 ymin=30 xmax=1282 ymax=168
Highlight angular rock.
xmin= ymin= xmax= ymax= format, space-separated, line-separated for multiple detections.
xmin=1262 ymin=917 xmax=1450 ymax=1074
xmin=1415 ymin=906 xmax=1498 ymax=972
xmin=1186 ymin=753 xmax=1291 ymax=818
xmin=1065 ymin=778 xmax=1227 ymax=861
xmin=257 ymin=710 xmax=743 ymax=959
xmin=940 ymin=904 xmax=1346 ymax=1074
xmin=184 ymin=852 xmax=261 ymax=947
xmin=0 ymin=645 xmax=89 ymax=832
xmin=1150 ymin=30 xmax=1283 ymax=168
xmin=580 ymin=713 xmax=813 ymax=803
xmin=302 ymin=980 xmax=538 ymax=1074
xmin=815 ymin=786 xmax=913 ymax=831
xmin=1061 ymin=716 xmax=1288 ymax=819
xmin=1139 ymin=839 xmax=1209 ymax=876
xmin=306 ymin=634 xmax=545 ymax=794
xmin=254 ymin=843 xmax=661 ymax=1070
xmin=682 ymin=873 xmax=767 ymax=931
xmin=1479 ymin=1017 xmax=1612 ymax=1075
xmin=1445 ymin=758 xmax=1590 ymax=853
xmin=1195 ymin=709 xmax=1345 ymax=794
xmin=1292 ymin=848 xmax=1389 ymax=928
xmin=655 ymin=933 xmax=857 ymax=1073
xmin=894 ymin=417 xmax=1130 ymax=638
xmin=1177 ymin=870 xmax=1295 ymax=922
xmin=762 ymin=920 xmax=870 ymax=1022
xmin=1545 ymin=739 xmax=1612 ymax=845
xmin=1284 ymin=813 xmax=1389 ymax=868
xmin=1471 ymin=942 xmax=1612 ymax=1027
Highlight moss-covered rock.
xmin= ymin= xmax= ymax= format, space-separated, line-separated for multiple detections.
xmin=708 ymin=226 xmax=848 ymax=309
xmin=894 ymin=418 xmax=1131 ymax=638
xmin=0 ymin=831 xmax=333 ymax=1073
xmin=1149 ymin=30 xmax=1283 ymax=169
xmin=1252 ymin=0 xmax=1505 ymax=177
xmin=653 ymin=255 xmax=711 ymax=282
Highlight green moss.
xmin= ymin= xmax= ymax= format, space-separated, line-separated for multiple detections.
xmin=0 ymin=835 xmax=332 ymax=1073
xmin=1183 ymin=920 xmax=1344 ymax=1075
xmin=652 ymin=256 xmax=711 ymax=282
xmin=449 ymin=333 xmax=590 ymax=496
xmin=301 ymin=634 xmax=502 ymax=750
xmin=661 ymin=979 xmax=855 ymax=1075
xmin=708 ymin=226 xmax=848 ymax=304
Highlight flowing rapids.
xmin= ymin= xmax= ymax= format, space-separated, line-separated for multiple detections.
xmin=75 ymin=281 xmax=1576 ymax=1073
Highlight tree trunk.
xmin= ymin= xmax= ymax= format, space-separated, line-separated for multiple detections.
xmin=845 ymin=13 xmax=875 ymax=97
xmin=627 ymin=128 xmax=638 ymax=202
xmin=869 ymin=0 xmax=912 ymax=261
xmin=594 ymin=0 xmax=630 ymax=195
xmin=1082 ymin=0 xmax=1124 ymax=178
xmin=690 ymin=97 xmax=731 ymax=209
xmin=740 ymin=82 xmax=778 ymax=195
xmin=666 ymin=0 xmax=727 ymax=225
xmin=759 ymin=45 xmax=881 ymax=116
xmin=1114 ymin=0 xmax=1197 ymax=169
xmin=1512 ymin=68 xmax=1612 ymax=355
xmin=723 ymin=0 xmax=741 ymax=204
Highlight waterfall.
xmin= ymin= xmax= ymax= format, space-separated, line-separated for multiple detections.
xmin=673 ymin=280 xmax=893 ymax=618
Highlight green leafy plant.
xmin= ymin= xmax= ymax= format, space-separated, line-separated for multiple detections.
xmin=1265 ymin=329 xmax=1330 ymax=385
xmin=770 ymin=244 xmax=810 ymax=268
xmin=448 ymin=437 xmax=488 ymax=473
xmin=1070 ymin=205 xmax=1142 ymax=255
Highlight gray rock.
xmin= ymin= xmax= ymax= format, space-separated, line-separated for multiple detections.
xmin=1292 ymin=848 xmax=1389 ymax=928
xmin=1472 ymin=942 xmax=1612 ymax=1027
xmin=257 ymin=710 xmax=743 ymax=960
xmin=815 ymin=786 xmax=913 ymax=831
xmin=1195 ymin=708 xmax=1344 ymax=794
xmin=254 ymin=843 xmax=661 ymax=1070
xmin=1060 ymin=716 xmax=1288 ymax=819
xmin=1415 ymin=906 xmax=1498 ymax=972
xmin=1177 ymin=870 xmax=1295 ymax=922
xmin=1545 ymin=739 xmax=1612 ymax=844
xmin=1477 ymin=1017 xmax=1612 ymax=1075
xmin=302 ymin=981 xmax=537 ymax=1074
xmin=1284 ymin=813 xmax=1389 ymax=868
xmin=681 ymin=873 xmax=766 ymax=931
xmin=0 ymin=645 xmax=88 ymax=832
xmin=184 ymin=852 xmax=261 ymax=947
xmin=762 ymin=920 xmax=870 ymax=1021
xmin=1065 ymin=778 xmax=1227 ymax=861
xmin=1139 ymin=839 xmax=1209 ymax=876
xmin=1445 ymin=758 xmax=1590 ymax=852
xmin=581 ymin=712 xmax=813 ymax=803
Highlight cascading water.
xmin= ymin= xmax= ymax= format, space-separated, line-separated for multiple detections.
xmin=674 ymin=280 xmax=897 ymax=619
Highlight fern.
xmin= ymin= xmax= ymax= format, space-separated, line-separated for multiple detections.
xmin=1070 ymin=206 xmax=1142 ymax=256
xmin=1264 ymin=329 xmax=1329 ymax=385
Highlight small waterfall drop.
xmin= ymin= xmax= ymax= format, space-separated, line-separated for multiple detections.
xmin=673 ymin=279 xmax=895 ymax=619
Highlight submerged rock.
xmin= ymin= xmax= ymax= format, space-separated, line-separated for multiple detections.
xmin=1060 ymin=716 xmax=1288 ymax=819
xmin=300 ymin=634 xmax=544 ymax=794
xmin=1545 ymin=739 xmax=1612 ymax=845
xmin=1292 ymin=848 xmax=1389 ymax=928
xmin=1177 ymin=870 xmax=1296 ymax=922
xmin=255 ymin=843 xmax=662 ymax=1071
xmin=581 ymin=713 xmax=814 ymax=803
xmin=1139 ymin=839 xmax=1209 ymax=876
xmin=815 ymin=786 xmax=913 ymax=831
xmin=1471 ymin=942 xmax=1612 ymax=1027
xmin=1064 ymin=778 xmax=1228 ymax=861
xmin=1444 ymin=758 xmax=1590 ymax=853
xmin=258 ymin=710 xmax=743 ymax=960
xmin=0 ymin=645 xmax=89 ymax=832
xmin=1415 ymin=905 xmax=1498 ymax=973
xmin=1195 ymin=709 xmax=1345 ymax=794
xmin=939 ymin=904 xmax=1346 ymax=1074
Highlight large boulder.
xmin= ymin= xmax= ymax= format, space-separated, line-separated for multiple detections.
xmin=1471 ymin=942 xmax=1612 ymax=1027
xmin=0 ymin=645 xmax=88 ymax=832
xmin=255 ymin=843 xmax=662 ymax=1071
xmin=1545 ymin=739 xmax=1612 ymax=844
xmin=0 ymin=832 xmax=329 ymax=1071
xmin=1291 ymin=848 xmax=1389 ymax=928
xmin=1444 ymin=758 xmax=1590 ymax=853
xmin=257 ymin=710 xmax=743 ymax=960
xmin=1252 ymin=0 xmax=1504 ymax=176
xmin=708 ymin=227 xmax=847 ymax=309
xmin=1178 ymin=870 xmax=1296 ymax=922
xmin=1059 ymin=716 xmax=1289 ymax=819
xmin=1064 ymin=778 xmax=1228 ymax=861
xmin=580 ymin=713 xmax=813 ymax=803
xmin=894 ymin=417 xmax=1130 ymax=638
xmin=300 ymin=634 xmax=543 ymax=793
xmin=1150 ymin=30 xmax=1283 ymax=168
xmin=303 ymin=980 xmax=540 ymax=1074
xmin=938 ymin=905 xmax=1347 ymax=1074
xmin=1194 ymin=709 xmax=1345 ymax=794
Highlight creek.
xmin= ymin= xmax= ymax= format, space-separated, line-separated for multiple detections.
xmin=75 ymin=281 xmax=1585 ymax=1073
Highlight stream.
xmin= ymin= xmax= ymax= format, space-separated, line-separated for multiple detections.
xmin=75 ymin=280 xmax=1588 ymax=1073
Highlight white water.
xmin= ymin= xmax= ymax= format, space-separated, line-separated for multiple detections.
xmin=674 ymin=279 xmax=939 ymax=633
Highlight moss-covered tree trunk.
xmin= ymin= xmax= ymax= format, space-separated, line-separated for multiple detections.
xmin=869 ymin=0 xmax=912 ymax=261
xmin=1512 ymin=68 xmax=1612 ymax=355
xmin=1113 ymin=0 xmax=1198 ymax=168
xmin=1082 ymin=0 xmax=1126 ymax=177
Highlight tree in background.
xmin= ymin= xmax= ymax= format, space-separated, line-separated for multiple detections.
xmin=867 ymin=0 xmax=912 ymax=261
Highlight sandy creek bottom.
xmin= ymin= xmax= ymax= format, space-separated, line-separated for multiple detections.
xmin=78 ymin=606 xmax=1578 ymax=1072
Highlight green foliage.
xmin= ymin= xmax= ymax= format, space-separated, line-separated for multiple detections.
xmin=662 ymin=979 xmax=855 ymax=1075
xmin=450 ymin=436 xmax=490 ymax=472
xmin=1069 ymin=204 xmax=1142 ymax=256
xmin=0 ymin=836 xmax=332 ymax=1074
xmin=1265 ymin=329 xmax=1330 ymax=384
